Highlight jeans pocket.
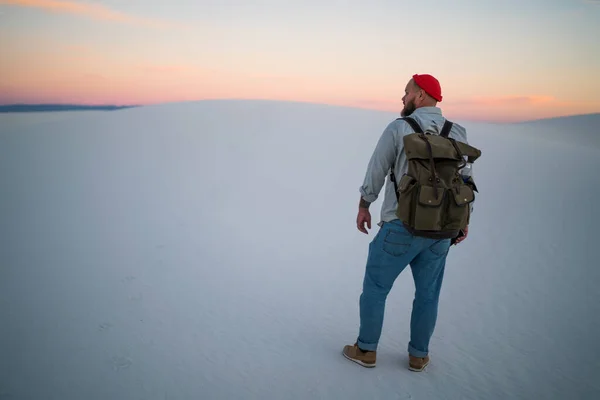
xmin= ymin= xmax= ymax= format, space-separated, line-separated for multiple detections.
xmin=429 ymin=239 xmax=451 ymax=256
xmin=382 ymin=229 xmax=412 ymax=257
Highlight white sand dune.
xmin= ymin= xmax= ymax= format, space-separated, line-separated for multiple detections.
xmin=1 ymin=101 xmax=598 ymax=399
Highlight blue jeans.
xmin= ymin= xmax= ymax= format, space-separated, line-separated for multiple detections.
xmin=357 ymin=219 xmax=451 ymax=358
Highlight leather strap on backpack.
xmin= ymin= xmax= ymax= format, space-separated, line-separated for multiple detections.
xmin=400 ymin=117 xmax=424 ymax=134
xmin=390 ymin=117 xmax=424 ymax=199
xmin=439 ymin=120 xmax=468 ymax=169
xmin=440 ymin=120 xmax=453 ymax=138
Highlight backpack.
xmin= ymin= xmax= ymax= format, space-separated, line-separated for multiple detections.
xmin=390 ymin=117 xmax=482 ymax=240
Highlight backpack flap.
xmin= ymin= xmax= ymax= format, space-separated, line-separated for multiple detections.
xmin=418 ymin=185 xmax=445 ymax=207
xmin=412 ymin=185 xmax=446 ymax=231
xmin=453 ymin=185 xmax=475 ymax=206
xmin=398 ymin=174 xmax=416 ymax=192
xmin=455 ymin=141 xmax=482 ymax=163
xmin=403 ymin=133 xmax=481 ymax=163
xmin=403 ymin=134 xmax=462 ymax=161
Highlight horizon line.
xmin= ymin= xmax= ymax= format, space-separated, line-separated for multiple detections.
xmin=1 ymin=100 xmax=598 ymax=124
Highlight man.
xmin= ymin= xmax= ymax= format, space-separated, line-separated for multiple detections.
xmin=342 ymin=74 xmax=474 ymax=372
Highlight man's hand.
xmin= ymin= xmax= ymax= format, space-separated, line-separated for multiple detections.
xmin=357 ymin=198 xmax=372 ymax=234
xmin=357 ymin=208 xmax=371 ymax=234
xmin=453 ymin=225 xmax=469 ymax=245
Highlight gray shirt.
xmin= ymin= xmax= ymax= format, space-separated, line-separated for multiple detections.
xmin=359 ymin=106 xmax=475 ymax=226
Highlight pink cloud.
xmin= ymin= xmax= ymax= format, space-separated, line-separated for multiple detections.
xmin=340 ymin=95 xmax=565 ymax=117
xmin=0 ymin=0 xmax=187 ymax=29
xmin=447 ymin=95 xmax=559 ymax=107
xmin=138 ymin=64 xmax=202 ymax=74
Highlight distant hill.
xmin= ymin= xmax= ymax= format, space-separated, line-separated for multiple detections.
xmin=512 ymin=112 xmax=600 ymax=148
xmin=0 ymin=104 xmax=139 ymax=113
xmin=517 ymin=112 xmax=600 ymax=127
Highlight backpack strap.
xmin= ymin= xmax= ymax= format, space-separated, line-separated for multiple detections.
xmin=439 ymin=119 xmax=467 ymax=169
xmin=396 ymin=116 xmax=424 ymax=134
xmin=390 ymin=117 xmax=424 ymax=199
xmin=440 ymin=120 xmax=453 ymax=138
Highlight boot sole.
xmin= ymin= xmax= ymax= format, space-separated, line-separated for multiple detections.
xmin=408 ymin=362 xmax=429 ymax=372
xmin=342 ymin=351 xmax=376 ymax=368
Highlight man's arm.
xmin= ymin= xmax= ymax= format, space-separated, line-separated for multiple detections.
xmin=356 ymin=122 xmax=399 ymax=234
xmin=359 ymin=197 xmax=371 ymax=209
xmin=358 ymin=122 xmax=399 ymax=206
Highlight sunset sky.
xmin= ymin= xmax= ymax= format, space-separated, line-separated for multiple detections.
xmin=1 ymin=0 xmax=599 ymax=122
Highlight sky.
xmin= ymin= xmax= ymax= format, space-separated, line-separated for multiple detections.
xmin=1 ymin=0 xmax=599 ymax=122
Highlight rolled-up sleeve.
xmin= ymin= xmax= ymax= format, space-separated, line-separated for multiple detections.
xmin=359 ymin=122 xmax=398 ymax=203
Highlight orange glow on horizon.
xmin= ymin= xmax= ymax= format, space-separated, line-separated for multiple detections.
xmin=1 ymin=54 xmax=598 ymax=124
xmin=2 ymin=82 xmax=596 ymax=123
xmin=1 ymin=2 xmax=598 ymax=124
xmin=2 ymin=49 xmax=596 ymax=122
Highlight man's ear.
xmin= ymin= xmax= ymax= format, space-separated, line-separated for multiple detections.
xmin=414 ymin=89 xmax=423 ymax=104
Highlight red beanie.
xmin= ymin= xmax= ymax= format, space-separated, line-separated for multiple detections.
xmin=412 ymin=74 xmax=443 ymax=102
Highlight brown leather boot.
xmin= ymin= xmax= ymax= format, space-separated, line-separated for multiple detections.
xmin=408 ymin=354 xmax=430 ymax=372
xmin=342 ymin=343 xmax=376 ymax=368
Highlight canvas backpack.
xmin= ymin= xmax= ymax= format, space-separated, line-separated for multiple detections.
xmin=390 ymin=117 xmax=482 ymax=240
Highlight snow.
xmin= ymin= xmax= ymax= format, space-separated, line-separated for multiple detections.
xmin=1 ymin=100 xmax=599 ymax=399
